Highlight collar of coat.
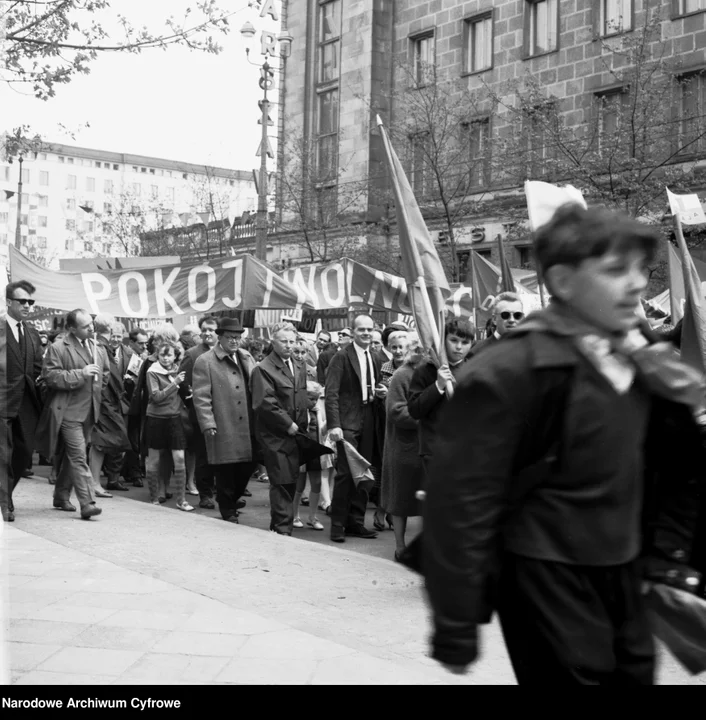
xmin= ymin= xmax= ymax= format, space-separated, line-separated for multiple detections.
xmin=148 ymin=361 xmax=175 ymax=377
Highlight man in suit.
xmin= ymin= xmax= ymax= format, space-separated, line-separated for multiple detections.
xmin=252 ymin=322 xmax=308 ymax=536
xmin=325 ymin=314 xmax=387 ymax=543
xmin=469 ymin=292 xmax=524 ymax=359
xmin=192 ymin=317 xmax=258 ymax=524
xmin=36 ymin=309 xmax=108 ymax=520
xmin=3 ymin=280 xmax=44 ymax=522
xmin=180 ymin=315 xmax=218 ymax=507
xmin=305 ymin=330 xmax=331 ymax=376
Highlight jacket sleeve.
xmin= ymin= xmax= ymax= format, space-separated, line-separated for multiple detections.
xmin=424 ymin=365 xmax=531 ymax=666
xmin=386 ymin=371 xmax=417 ymax=431
xmin=316 ymin=350 xmax=330 ymax=386
xmin=324 ymin=352 xmax=344 ymax=430
xmin=179 ymin=350 xmax=195 ymax=389
xmin=146 ymin=370 xmax=179 ymax=405
xmin=31 ymin=331 xmax=43 ymax=382
xmin=407 ymin=362 xmax=444 ymax=421
xmin=252 ymin=365 xmax=295 ymax=435
xmin=42 ymin=344 xmax=87 ymax=391
xmin=192 ymin=356 xmax=216 ymax=432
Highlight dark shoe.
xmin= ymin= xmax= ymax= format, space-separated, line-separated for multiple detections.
xmin=225 ymin=516 xmax=239 ymax=524
xmin=53 ymin=500 xmax=76 ymax=512
xmin=236 ymin=499 xmax=246 ymax=510
xmin=38 ymin=456 xmax=52 ymax=466
xmin=81 ymin=505 xmax=102 ymax=520
xmin=158 ymin=496 xmax=167 ymax=504
xmin=48 ymin=476 xmax=56 ymax=485
xmin=22 ymin=470 xmax=34 ymax=478
xmin=325 ymin=505 xmax=331 ymax=516
xmin=5 ymin=511 xmax=15 ymax=522
xmin=242 ymin=488 xmax=252 ymax=497
xmin=345 ymin=525 xmax=378 ymax=539
xmin=199 ymin=498 xmax=216 ymax=509
xmin=132 ymin=478 xmax=144 ymax=488
xmin=330 ymin=527 xmax=346 ymax=543
xmin=300 ymin=496 xmax=310 ymax=506
xmin=107 ymin=481 xmax=130 ymax=491
xmin=373 ymin=514 xmax=385 ymax=532
xmin=165 ymin=492 xmax=173 ymax=500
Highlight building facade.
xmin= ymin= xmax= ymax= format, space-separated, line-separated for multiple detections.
xmin=275 ymin=0 xmax=706 ymax=281
xmin=0 ymin=142 xmax=257 ymax=268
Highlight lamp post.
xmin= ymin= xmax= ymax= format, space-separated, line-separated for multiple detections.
xmin=240 ymin=19 xmax=293 ymax=262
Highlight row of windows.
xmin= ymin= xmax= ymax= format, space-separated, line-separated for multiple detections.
xmin=316 ymin=0 xmax=341 ymax=190
xmin=412 ymin=0 xmax=706 ymax=80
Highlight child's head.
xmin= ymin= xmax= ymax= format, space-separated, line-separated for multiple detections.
xmin=306 ymin=380 xmax=323 ymax=410
xmin=156 ymin=340 xmax=181 ymax=370
xmin=444 ymin=317 xmax=474 ymax=364
xmin=535 ymin=204 xmax=659 ymax=333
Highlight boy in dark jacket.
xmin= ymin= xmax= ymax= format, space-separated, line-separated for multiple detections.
xmin=424 ymin=204 xmax=706 ymax=685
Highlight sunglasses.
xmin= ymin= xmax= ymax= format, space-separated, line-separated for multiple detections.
xmin=499 ymin=311 xmax=524 ymax=321
xmin=12 ymin=298 xmax=35 ymax=306
xmin=338 ymin=333 xmax=351 ymax=338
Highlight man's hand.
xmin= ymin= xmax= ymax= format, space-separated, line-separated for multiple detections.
xmin=435 ymin=365 xmax=454 ymax=393
xmin=287 ymin=423 xmax=299 ymax=436
xmin=328 ymin=427 xmax=343 ymax=443
xmin=205 ymin=428 xmax=217 ymax=437
xmin=374 ymin=383 xmax=388 ymax=400
xmin=82 ymin=363 xmax=100 ymax=379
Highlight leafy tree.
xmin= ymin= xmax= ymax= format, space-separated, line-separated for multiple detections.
xmin=3 ymin=1 xmax=232 ymax=99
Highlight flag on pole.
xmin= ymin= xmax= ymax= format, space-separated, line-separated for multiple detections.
xmin=496 ymin=234 xmax=515 ymax=293
xmin=667 ymin=188 xmax=706 ymax=374
xmin=667 ymin=241 xmax=686 ymax=324
xmin=376 ymin=115 xmax=450 ymax=366
xmin=524 ymin=180 xmax=587 ymax=231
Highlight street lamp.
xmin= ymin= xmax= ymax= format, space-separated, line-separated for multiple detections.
xmin=240 ymin=20 xmax=292 ymax=262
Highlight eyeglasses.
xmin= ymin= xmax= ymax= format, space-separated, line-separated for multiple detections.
xmin=499 ymin=311 xmax=524 ymax=321
xmin=338 ymin=333 xmax=351 ymax=338
xmin=11 ymin=298 xmax=35 ymax=306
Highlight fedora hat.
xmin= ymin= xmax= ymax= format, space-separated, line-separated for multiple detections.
xmin=216 ymin=317 xmax=245 ymax=335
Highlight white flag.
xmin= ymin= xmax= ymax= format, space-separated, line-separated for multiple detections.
xmin=666 ymin=188 xmax=706 ymax=226
xmin=525 ymin=180 xmax=587 ymax=232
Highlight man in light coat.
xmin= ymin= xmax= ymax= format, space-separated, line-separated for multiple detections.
xmin=192 ymin=317 xmax=258 ymax=523
xmin=252 ymin=322 xmax=308 ymax=536
xmin=36 ymin=309 xmax=109 ymax=520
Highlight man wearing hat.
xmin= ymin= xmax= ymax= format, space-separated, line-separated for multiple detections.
xmin=192 ymin=317 xmax=258 ymax=523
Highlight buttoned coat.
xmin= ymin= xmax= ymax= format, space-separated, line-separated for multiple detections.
xmin=90 ymin=336 xmax=130 ymax=452
xmin=192 ymin=345 xmax=257 ymax=465
xmin=252 ymin=351 xmax=308 ymax=486
xmin=36 ymin=334 xmax=109 ymax=459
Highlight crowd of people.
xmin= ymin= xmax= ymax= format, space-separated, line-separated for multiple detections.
xmin=3 ymin=203 xmax=706 ymax=685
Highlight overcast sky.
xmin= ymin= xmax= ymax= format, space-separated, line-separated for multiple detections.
xmin=1 ymin=0 xmax=279 ymax=171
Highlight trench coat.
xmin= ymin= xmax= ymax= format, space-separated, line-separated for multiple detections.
xmin=251 ymin=351 xmax=308 ymax=486
xmin=36 ymin=334 xmax=109 ymax=459
xmin=90 ymin=336 xmax=130 ymax=452
xmin=192 ymin=345 xmax=257 ymax=465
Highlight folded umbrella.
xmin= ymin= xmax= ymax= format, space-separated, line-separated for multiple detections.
xmin=340 ymin=440 xmax=374 ymax=487
xmin=295 ymin=433 xmax=335 ymax=467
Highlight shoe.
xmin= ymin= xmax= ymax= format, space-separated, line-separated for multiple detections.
xmin=132 ymin=478 xmax=144 ymax=488
xmin=106 ymin=481 xmax=129 ymax=491
xmin=300 ymin=497 xmax=310 ymax=506
xmin=236 ymin=499 xmax=246 ymax=510
xmin=81 ymin=505 xmax=102 ymax=520
xmin=53 ymin=500 xmax=76 ymax=512
xmin=307 ymin=519 xmax=325 ymax=531
xmin=22 ymin=470 xmax=34 ymax=478
xmin=255 ymin=472 xmax=269 ymax=483
xmin=293 ymin=517 xmax=304 ymax=529
xmin=38 ymin=456 xmax=52 ymax=466
xmin=330 ymin=527 xmax=346 ymax=543
xmin=165 ymin=492 xmax=173 ymax=500
xmin=158 ymin=496 xmax=166 ymax=504
xmin=95 ymin=489 xmax=113 ymax=499
xmin=5 ymin=511 xmax=14 ymax=522
xmin=48 ymin=476 xmax=56 ymax=485
xmin=345 ymin=526 xmax=378 ymax=539
xmin=325 ymin=506 xmax=331 ymax=516
xmin=199 ymin=498 xmax=216 ymax=509
xmin=270 ymin=529 xmax=291 ymax=536
xmin=186 ymin=487 xmax=199 ymax=496
xmin=242 ymin=488 xmax=252 ymax=497
xmin=151 ymin=500 xmax=161 ymax=506
xmin=176 ymin=501 xmax=194 ymax=512
xmin=373 ymin=512 xmax=394 ymax=532
xmin=225 ymin=515 xmax=239 ymax=523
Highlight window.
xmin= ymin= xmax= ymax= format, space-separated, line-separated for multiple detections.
xmin=84 ymin=241 xmax=92 ymax=252
xmin=83 ymin=199 xmax=94 ymax=210
xmin=66 ymin=174 xmax=77 ymax=190
xmin=2 ymin=166 xmax=8 ymax=181
xmin=151 ymin=185 xmax=159 ymax=199
xmin=0 ymin=233 xmax=7 ymax=245
xmin=20 ymin=214 xmax=28 ymax=226
xmin=465 ymin=118 xmax=491 ymax=189
xmin=39 ymin=170 xmax=49 ymax=186
xmin=409 ymin=134 xmax=432 ymax=198
xmin=40 ymin=153 xmax=47 ymax=161
xmin=525 ymin=0 xmax=558 ymax=56
xmin=319 ymin=0 xmax=341 ymax=83
xmin=66 ymin=198 xmax=76 ymax=211
xmin=84 ymin=221 xmax=94 ymax=233
xmin=37 ymin=195 xmax=48 ymax=207
xmin=86 ymin=177 xmax=95 ymax=192
xmin=102 ymin=222 xmax=112 ymax=234
xmin=315 ymin=185 xmax=337 ymax=226
xmin=673 ymin=0 xmax=706 ymax=16
xmin=149 ymin=168 xmax=155 ymax=175
xmin=21 ymin=193 xmax=29 ymax=205
xmin=113 ymin=164 xmax=119 ymax=171
xmin=595 ymin=89 xmax=628 ymax=151
xmin=464 ymin=14 xmax=493 ymax=74
xmin=598 ymin=0 xmax=632 ymax=36
xmin=524 ymin=103 xmax=556 ymax=178
xmin=104 ymin=179 xmax=114 ymax=194
xmin=65 ymin=238 xmax=74 ymax=251
xmin=58 ymin=156 xmax=65 ymax=163
xmin=316 ymin=89 xmax=339 ymax=181
xmin=37 ymin=237 xmax=47 ymax=249
xmin=38 ymin=216 xmax=48 ymax=228
xmin=0 ymin=212 xmax=8 ymax=223
xmin=104 ymin=202 xmax=113 ymax=214
xmin=141 ymin=167 xmax=147 ymax=173
xmin=67 ymin=157 xmax=74 ymax=164
xmin=66 ymin=219 xmax=76 ymax=231
xmin=95 ymin=161 xmax=102 ymax=168
xmin=132 ymin=183 xmax=141 ymax=196
xmin=411 ymin=33 xmax=435 ymax=85
xmin=21 ymin=168 xmax=30 ymax=183
xmin=679 ymin=73 xmax=706 ymax=155
xmin=132 ymin=166 xmax=138 ymax=172
xmin=166 ymin=187 xmax=175 ymax=202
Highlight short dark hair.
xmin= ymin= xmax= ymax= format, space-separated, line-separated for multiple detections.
xmin=129 ymin=328 xmax=148 ymax=342
xmin=6 ymin=280 xmax=36 ymax=299
xmin=352 ymin=314 xmax=374 ymax=329
xmin=198 ymin=315 xmax=218 ymax=330
xmin=382 ymin=323 xmax=409 ymax=347
xmin=534 ymin=204 xmax=659 ymax=282
xmin=317 ymin=330 xmax=331 ymax=340
xmin=445 ymin=317 xmax=475 ymax=340
xmin=65 ymin=309 xmax=89 ymax=329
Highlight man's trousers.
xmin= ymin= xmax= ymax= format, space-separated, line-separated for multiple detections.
xmin=53 ymin=419 xmax=97 ymax=511
xmin=211 ymin=462 xmax=256 ymax=520
xmin=269 ymin=482 xmax=296 ymax=535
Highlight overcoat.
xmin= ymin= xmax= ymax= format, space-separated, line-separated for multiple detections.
xmin=192 ymin=345 xmax=257 ymax=465
xmin=90 ymin=336 xmax=130 ymax=452
xmin=36 ymin=334 xmax=109 ymax=459
xmin=252 ymin=351 xmax=308 ymax=485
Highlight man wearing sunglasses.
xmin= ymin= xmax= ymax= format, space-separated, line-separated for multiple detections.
xmin=3 ymin=281 xmax=44 ymax=522
xmin=469 ymin=292 xmax=525 ymax=360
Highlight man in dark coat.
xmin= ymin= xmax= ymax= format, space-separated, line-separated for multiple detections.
xmin=325 ymin=314 xmax=386 ymax=543
xmin=423 ymin=204 xmax=706 ymax=686
xmin=3 ymin=280 xmax=44 ymax=522
xmin=179 ymin=315 xmax=218 ymax=507
xmin=252 ymin=322 xmax=308 ymax=536
xmin=468 ymin=292 xmax=524 ymax=359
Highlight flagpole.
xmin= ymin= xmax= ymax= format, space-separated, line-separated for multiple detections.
xmin=537 ymin=266 xmax=547 ymax=308
xmin=468 ymin=249 xmax=479 ymax=340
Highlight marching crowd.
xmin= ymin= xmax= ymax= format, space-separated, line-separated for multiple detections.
xmin=3 ymin=203 xmax=706 ymax=685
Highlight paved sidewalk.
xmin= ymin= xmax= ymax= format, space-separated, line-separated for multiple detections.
xmin=2 ymin=477 xmax=703 ymax=685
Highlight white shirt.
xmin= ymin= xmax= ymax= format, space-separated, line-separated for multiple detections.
xmin=353 ymin=342 xmax=374 ymax=403
xmin=6 ymin=315 xmax=22 ymax=343
xmin=494 ymin=331 xmax=502 ymax=340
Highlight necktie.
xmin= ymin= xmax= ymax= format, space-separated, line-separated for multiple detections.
xmin=365 ymin=350 xmax=374 ymax=403
xmin=17 ymin=321 xmax=26 ymax=358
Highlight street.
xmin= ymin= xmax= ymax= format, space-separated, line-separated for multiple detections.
xmin=2 ymin=463 xmax=703 ymax=686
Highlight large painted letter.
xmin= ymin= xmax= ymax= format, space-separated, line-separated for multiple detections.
xmin=154 ymin=267 xmax=183 ymax=316
xmin=221 ymin=259 xmax=243 ymax=309
xmin=188 ymin=266 xmax=216 ymax=312
xmin=81 ymin=273 xmax=112 ymax=314
xmin=320 ymin=263 xmax=346 ymax=308
xmin=117 ymin=272 xmax=150 ymax=317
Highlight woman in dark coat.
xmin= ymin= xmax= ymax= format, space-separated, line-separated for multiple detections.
xmin=380 ymin=338 xmax=426 ymax=561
